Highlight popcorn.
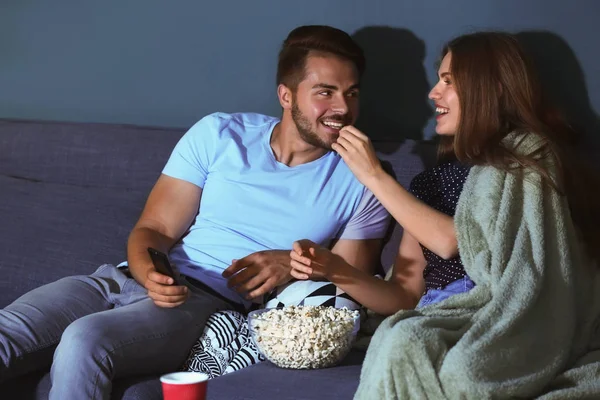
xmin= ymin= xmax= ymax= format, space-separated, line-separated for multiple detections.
xmin=248 ymin=305 xmax=359 ymax=369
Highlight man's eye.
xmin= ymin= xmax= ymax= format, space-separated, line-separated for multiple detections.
xmin=319 ymin=91 xmax=332 ymax=96
xmin=347 ymin=91 xmax=359 ymax=98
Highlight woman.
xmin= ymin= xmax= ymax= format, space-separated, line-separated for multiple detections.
xmin=291 ymin=32 xmax=600 ymax=398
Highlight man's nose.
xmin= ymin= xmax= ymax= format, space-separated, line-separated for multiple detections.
xmin=331 ymin=95 xmax=349 ymax=114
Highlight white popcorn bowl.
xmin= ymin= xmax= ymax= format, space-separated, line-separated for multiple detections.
xmin=248 ymin=306 xmax=360 ymax=369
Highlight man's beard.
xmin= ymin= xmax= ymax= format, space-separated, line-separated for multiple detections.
xmin=291 ymin=98 xmax=350 ymax=151
xmin=291 ymin=101 xmax=333 ymax=150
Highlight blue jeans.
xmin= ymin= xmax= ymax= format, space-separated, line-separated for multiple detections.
xmin=0 ymin=264 xmax=233 ymax=400
xmin=416 ymin=275 xmax=475 ymax=308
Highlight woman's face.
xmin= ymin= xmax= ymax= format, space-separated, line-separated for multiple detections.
xmin=429 ymin=52 xmax=460 ymax=136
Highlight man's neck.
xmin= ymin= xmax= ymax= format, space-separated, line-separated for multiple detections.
xmin=270 ymin=117 xmax=329 ymax=167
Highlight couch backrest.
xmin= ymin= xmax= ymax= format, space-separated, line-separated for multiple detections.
xmin=372 ymin=140 xmax=435 ymax=272
xmin=0 ymin=118 xmax=434 ymax=307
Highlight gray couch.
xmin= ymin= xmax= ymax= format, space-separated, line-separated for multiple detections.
xmin=0 ymin=118 xmax=434 ymax=399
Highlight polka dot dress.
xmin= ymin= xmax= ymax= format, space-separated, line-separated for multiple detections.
xmin=409 ymin=160 xmax=472 ymax=290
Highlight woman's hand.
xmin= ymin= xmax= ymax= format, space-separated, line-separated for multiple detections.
xmin=289 ymin=239 xmax=347 ymax=280
xmin=332 ymin=126 xmax=385 ymax=187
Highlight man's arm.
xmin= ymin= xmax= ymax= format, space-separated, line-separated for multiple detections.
xmin=127 ymin=174 xmax=202 ymax=307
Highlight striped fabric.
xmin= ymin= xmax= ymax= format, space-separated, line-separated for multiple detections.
xmin=181 ymin=310 xmax=265 ymax=378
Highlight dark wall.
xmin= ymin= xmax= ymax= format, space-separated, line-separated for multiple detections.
xmin=1 ymin=1 xmax=598 ymax=146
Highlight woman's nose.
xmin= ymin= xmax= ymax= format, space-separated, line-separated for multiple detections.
xmin=428 ymin=85 xmax=441 ymax=101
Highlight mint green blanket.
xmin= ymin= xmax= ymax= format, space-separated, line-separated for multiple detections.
xmin=355 ymin=136 xmax=600 ymax=399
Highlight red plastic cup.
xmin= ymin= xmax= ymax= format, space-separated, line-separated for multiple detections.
xmin=160 ymin=371 xmax=209 ymax=400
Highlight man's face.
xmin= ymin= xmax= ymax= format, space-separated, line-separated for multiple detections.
xmin=290 ymin=55 xmax=360 ymax=149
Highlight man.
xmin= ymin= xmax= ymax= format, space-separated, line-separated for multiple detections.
xmin=0 ymin=25 xmax=389 ymax=399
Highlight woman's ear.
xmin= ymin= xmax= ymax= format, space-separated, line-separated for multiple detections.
xmin=277 ymin=84 xmax=293 ymax=110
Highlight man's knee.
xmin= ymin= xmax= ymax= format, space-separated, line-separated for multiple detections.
xmin=53 ymin=316 xmax=114 ymax=366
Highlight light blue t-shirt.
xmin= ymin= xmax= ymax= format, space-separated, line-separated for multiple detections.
xmin=162 ymin=112 xmax=389 ymax=304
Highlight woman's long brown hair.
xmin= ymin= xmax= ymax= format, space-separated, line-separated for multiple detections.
xmin=438 ymin=32 xmax=599 ymax=263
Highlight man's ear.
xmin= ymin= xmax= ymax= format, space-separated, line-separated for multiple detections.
xmin=277 ymin=84 xmax=293 ymax=110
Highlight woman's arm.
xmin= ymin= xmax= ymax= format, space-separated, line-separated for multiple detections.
xmin=333 ymin=126 xmax=457 ymax=259
xmin=368 ymin=173 xmax=457 ymax=259
xmin=291 ymin=232 xmax=427 ymax=315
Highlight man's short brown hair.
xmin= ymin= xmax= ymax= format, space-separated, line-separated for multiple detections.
xmin=277 ymin=25 xmax=365 ymax=90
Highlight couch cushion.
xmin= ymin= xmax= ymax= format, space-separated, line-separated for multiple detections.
xmin=205 ymin=350 xmax=366 ymax=400
xmin=0 ymin=351 xmax=365 ymax=400
xmin=0 ymin=174 xmax=148 ymax=307
xmin=0 ymin=119 xmax=183 ymax=190
xmin=0 ymin=370 xmax=164 ymax=400
xmin=0 ymin=119 xmax=184 ymax=307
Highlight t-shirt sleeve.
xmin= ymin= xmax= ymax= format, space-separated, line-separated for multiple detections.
xmin=162 ymin=114 xmax=220 ymax=188
xmin=336 ymin=188 xmax=391 ymax=240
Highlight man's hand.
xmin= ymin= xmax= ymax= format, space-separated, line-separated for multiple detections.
xmin=222 ymin=250 xmax=293 ymax=300
xmin=144 ymin=270 xmax=189 ymax=308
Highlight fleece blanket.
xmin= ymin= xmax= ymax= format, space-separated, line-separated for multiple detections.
xmin=355 ymin=134 xmax=600 ymax=399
